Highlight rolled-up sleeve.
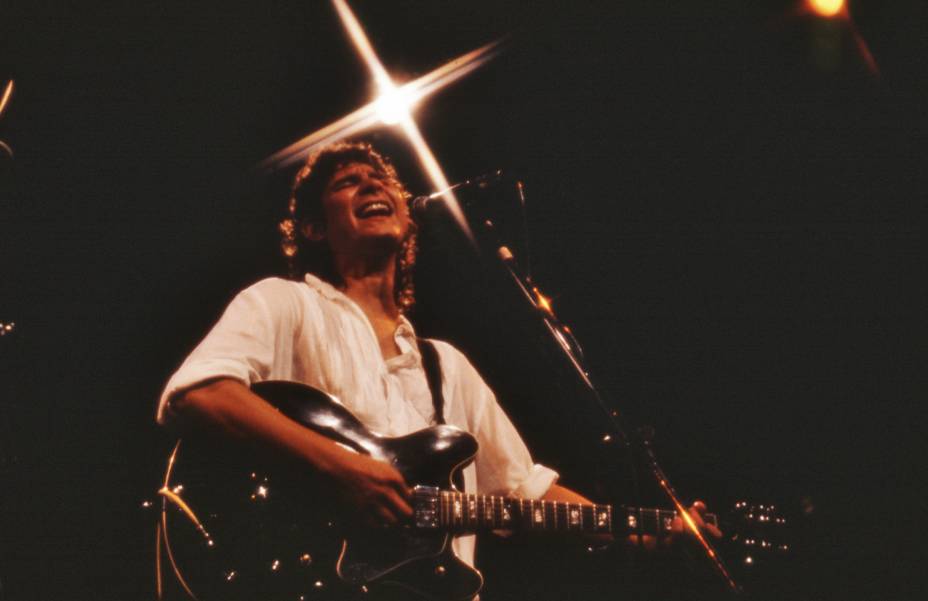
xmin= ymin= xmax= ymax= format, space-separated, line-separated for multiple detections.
xmin=444 ymin=346 xmax=558 ymax=498
xmin=156 ymin=279 xmax=291 ymax=424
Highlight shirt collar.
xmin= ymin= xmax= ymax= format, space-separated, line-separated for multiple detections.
xmin=302 ymin=272 xmax=421 ymax=358
xmin=302 ymin=273 xmax=349 ymax=303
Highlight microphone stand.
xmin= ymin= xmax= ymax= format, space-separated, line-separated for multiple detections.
xmin=472 ymin=188 xmax=741 ymax=594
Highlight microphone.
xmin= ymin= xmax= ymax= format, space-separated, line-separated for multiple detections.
xmin=409 ymin=170 xmax=504 ymax=222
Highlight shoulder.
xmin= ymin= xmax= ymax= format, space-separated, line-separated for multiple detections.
xmin=235 ymin=276 xmax=316 ymax=306
xmin=241 ymin=276 xmax=305 ymax=297
xmin=226 ymin=277 xmax=316 ymax=323
xmin=421 ymin=338 xmax=488 ymax=389
xmin=422 ymin=337 xmax=467 ymax=366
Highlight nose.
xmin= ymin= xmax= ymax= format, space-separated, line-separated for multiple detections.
xmin=358 ymin=174 xmax=385 ymax=197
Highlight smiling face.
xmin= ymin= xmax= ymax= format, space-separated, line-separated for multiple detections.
xmin=311 ymin=161 xmax=412 ymax=259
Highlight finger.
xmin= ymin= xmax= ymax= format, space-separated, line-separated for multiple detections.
xmin=703 ymin=522 xmax=723 ymax=539
xmin=381 ymin=469 xmax=412 ymax=501
xmin=390 ymin=479 xmax=412 ymax=502
xmin=691 ymin=500 xmax=707 ymax=514
xmin=627 ymin=534 xmax=658 ymax=551
xmin=363 ymin=506 xmax=398 ymax=528
xmin=687 ymin=506 xmax=707 ymax=529
xmin=377 ymin=504 xmax=401 ymax=525
xmin=383 ymin=487 xmax=414 ymax=519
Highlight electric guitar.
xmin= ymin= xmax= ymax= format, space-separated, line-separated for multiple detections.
xmin=153 ymin=381 xmax=784 ymax=601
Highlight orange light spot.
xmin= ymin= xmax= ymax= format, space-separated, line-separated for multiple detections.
xmin=533 ymin=288 xmax=553 ymax=314
xmin=807 ymin=0 xmax=845 ymax=18
xmin=0 ymin=80 xmax=13 ymax=118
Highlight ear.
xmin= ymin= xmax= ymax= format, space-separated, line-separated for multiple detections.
xmin=300 ymin=220 xmax=326 ymax=242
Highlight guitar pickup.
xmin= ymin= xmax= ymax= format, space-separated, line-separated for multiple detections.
xmin=412 ymin=485 xmax=441 ymax=529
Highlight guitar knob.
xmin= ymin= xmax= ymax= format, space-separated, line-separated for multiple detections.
xmin=434 ymin=565 xmax=446 ymax=576
xmin=299 ymin=553 xmax=313 ymax=566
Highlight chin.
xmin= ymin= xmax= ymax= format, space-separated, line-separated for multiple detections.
xmin=357 ymin=231 xmax=403 ymax=254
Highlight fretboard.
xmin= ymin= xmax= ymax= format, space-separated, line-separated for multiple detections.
xmin=412 ymin=486 xmax=716 ymax=536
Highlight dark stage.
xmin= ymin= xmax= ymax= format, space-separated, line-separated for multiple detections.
xmin=1 ymin=1 xmax=926 ymax=599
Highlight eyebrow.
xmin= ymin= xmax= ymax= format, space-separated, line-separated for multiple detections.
xmin=329 ymin=168 xmax=386 ymax=188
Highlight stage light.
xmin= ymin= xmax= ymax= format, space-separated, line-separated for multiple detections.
xmin=262 ymin=1 xmax=502 ymax=243
xmin=374 ymin=83 xmax=415 ymax=125
xmin=807 ymin=0 xmax=845 ymax=18
xmin=800 ymin=0 xmax=878 ymax=75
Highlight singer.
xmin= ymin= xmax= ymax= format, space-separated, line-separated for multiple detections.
xmin=155 ymin=141 xmax=717 ymax=598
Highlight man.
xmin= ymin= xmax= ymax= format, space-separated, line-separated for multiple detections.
xmin=157 ymin=141 xmax=716 ymax=586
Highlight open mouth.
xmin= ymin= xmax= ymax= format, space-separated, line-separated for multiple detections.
xmin=354 ymin=200 xmax=394 ymax=219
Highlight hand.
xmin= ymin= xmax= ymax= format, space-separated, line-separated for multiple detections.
xmin=326 ymin=449 xmax=413 ymax=527
xmin=627 ymin=500 xmax=723 ymax=551
xmin=675 ymin=500 xmax=723 ymax=540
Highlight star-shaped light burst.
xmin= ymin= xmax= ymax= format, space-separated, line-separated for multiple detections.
xmin=261 ymin=0 xmax=503 ymax=242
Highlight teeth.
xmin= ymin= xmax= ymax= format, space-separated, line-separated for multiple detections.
xmin=357 ymin=201 xmax=392 ymax=218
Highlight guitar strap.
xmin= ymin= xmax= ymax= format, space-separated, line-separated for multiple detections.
xmin=418 ymin=338 xmax=466 ymax=493
xmin=417 ymin=338 xmax=446 ymax=425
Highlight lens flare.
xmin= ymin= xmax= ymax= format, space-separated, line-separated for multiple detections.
xmin=375 ymin=83 xmax=416 ymax=125
xmin=262 ymin=1 xmax=499 ymax=242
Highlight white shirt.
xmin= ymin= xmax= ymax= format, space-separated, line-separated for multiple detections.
xmin=158 ymin=274 xmax=558 ymax=568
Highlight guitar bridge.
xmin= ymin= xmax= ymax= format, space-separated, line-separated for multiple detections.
xmin=412 ymin=485 xmax=441 ymax=529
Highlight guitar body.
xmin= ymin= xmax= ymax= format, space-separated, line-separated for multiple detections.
xmin=157 ymin=381 xmax=482 ymax=601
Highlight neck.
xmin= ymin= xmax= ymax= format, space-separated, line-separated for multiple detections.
xmin=411 ymin=486 xmax=718 ymax=537
xmin=335 ymin=251 xmax=399 ymax=320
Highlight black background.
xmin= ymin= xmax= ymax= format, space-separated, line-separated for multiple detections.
xmin=1 ymin=1 xmax=926 ymax=599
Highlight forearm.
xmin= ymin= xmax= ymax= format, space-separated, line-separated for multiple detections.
xmin=170 ymin=378 xmax=346 ymax=476
xmin=170 ymin=377 xmax=413 ymax=523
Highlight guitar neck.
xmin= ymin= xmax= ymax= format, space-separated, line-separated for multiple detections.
xmin=412 ymin=486 xmax=715 ymax=536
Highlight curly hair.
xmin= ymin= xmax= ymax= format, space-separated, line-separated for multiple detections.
xmin=280 ymin=141 xmax=418 ymax=313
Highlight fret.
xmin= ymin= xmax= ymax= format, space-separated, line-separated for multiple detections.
xmin=484 ymin=495 xmax=494 ymax=526
xmin=468 ymin=495 xmax=478 ymax=525
xmin=549 ymin=499 xmax=558 ymax=530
